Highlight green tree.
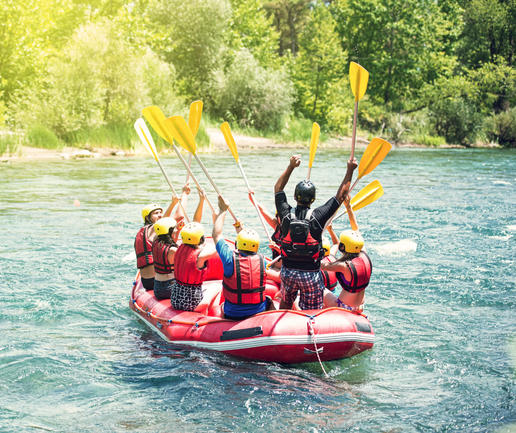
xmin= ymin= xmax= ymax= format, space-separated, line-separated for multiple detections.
xmin=263 ymin=0 xmax=311 ymax=57
xmin=227 ymin=0 xmax=280 ymax=67
xmin=211 ymin=49 xmax=294 ymax=130
xmin=149 ymin=0 xmax=231 ymax=101
xmin=331 ymin=0 xmax=463 ymax=110
xmin=13 ymin=20 xmax=178 ymax=139
xmin=293 ymin=2 xmax=347 ymax=124
xmin=458 ymin=0 xmax=516 ymax=68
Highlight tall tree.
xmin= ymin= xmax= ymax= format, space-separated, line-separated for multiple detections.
xmin=293 ymin=2 xmax=346 ymax=123
xmin=263 ymin=0 xmax=311 ymax=57
xmin=331 ymin=0 xmax=462 ymax=110
xmin=227 ymin=0 xmax=280 ymax=67
xmin=458 ymin=0 xmax=516 ymax=67
xmin=149 ymin=0 xmax=231 ymax=101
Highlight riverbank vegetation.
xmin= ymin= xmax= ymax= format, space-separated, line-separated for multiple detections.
xmin=1 ymin=0 xmax=515 ymax=156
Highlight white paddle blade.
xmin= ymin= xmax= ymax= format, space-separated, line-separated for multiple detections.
xmin=134 ymin=118 xmax=158 ymax=161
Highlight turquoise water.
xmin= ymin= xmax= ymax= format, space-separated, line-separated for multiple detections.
xmin=1 ymin=147 xmax=515 ymax=432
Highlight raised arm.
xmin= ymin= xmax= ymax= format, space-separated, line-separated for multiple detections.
xmin=164 ymin=195 xmax=180 ymax=218
xmin=274 ymin=155 xmax=301 ymax=194
xmin=249 ymin=192 xmax=278 ymax=229
xmin=193 ymin=187 xmax=206 ymax=223
xmin=344 ymin=195 xmax=359 ymax=231
xmin=212 ymin=195 xmax=229 ymax=245
xmin=171 ymin=182 xmax=191 ymax=220
xmin=334 ymin=158 xmax=358 ymax=204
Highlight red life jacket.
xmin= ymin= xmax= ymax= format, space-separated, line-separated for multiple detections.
xmin=135 ymin=226 xmax=154 ymax=269
xmin=321 ymin=254 xmax=338 ymax=291
xmin=174 ymin=243 xmax=210 ymax=286
xmin=336 ymin=252 xmax=373 ymax=293
xmin=152 ymin=241 xmax=175 ymax=274
xmin=271 ymin=226 xmax=282 ymax=259
xmin=222 ymin=252 xmax=266 ymax=305
xmin=280 ymin=208 xmax=323 ymax=271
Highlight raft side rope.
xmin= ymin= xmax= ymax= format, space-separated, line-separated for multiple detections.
xmin=307 ymin=315 xmax=329 ymax=378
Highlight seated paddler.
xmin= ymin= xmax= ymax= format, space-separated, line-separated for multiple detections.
xmin=170 ymin=219 xmax=220 ymax=313
xmin=212 ymin=195 xmax=275 ymax=321
xmin=320 ymin=194 xmax=372 ymax=313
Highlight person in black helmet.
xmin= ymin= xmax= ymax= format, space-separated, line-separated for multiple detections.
xmin=274 ymin=154 xmax=358 ymax=310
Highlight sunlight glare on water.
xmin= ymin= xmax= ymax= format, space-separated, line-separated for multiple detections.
xmin=1 ymin=147 xmax=515 ymax=432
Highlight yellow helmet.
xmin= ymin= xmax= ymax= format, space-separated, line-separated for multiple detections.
xmin=236 ymin=229 xmax=260 ymax=253
xmin=154 ymin=217 xmax=177 ymax=237
xmin=339 ymin=230 xmax=364 ymax=254
xmin=181 ymin=222 xmax=204 ymax=245
xmin=142 ymin=203 xmax=162 ymax=223
xmin=322 ymin=237 xmax=331 ymax=256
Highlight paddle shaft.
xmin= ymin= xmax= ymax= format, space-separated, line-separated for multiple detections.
xmin=171 ymin=144 xmax=216 ymax=214
xmin=193 ymin=154 xmax=238 ymax=222
xmin=186 ymin=153 xmax=192 ymax=183
xmin=266 ymin=254 xmax=282 ymax=269
xmin=237 ymin=162 xmax=273 ymax=243
xmin=156 ymin=158 xmax=191 ymax=223
xmin=351 ymin=101 xmax=358 ymax=161
xmin=307 ymin=167 xmax=312 ymax=181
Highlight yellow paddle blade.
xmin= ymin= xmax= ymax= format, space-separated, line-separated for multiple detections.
xmin=357 ymin=138 xmax=392 ymax=179
xmin=189 ymin=100 xmax=203 ymax=138
xmin=349 ymin=62 xmax=369 ymax=103
xmin=308 ymin=122 xmax=320 ymax=168
xmin=350 ymin=180 xmax=384 ymax=212
xmin=221 ymin=122 xmax=239 ymax=163
xmin=134 ymin=118 xmax=159 ymax=161
xmin=142 ymin=106 xmax=173 ymax=143
xmin=164 ymin=115 xmax=197 ymax=155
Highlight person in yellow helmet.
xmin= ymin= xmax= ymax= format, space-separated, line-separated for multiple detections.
xmin=170 ymin=204 xmax=220 ymax=312
xmin=213 ymin=196 xmax=275 ymax=320
xmin=152 ymin=217 xmax=184 ymax=300
xmin=134 ymin=183 xmax=191 ymax=291
xmin=320 ymin=195 xmax=372 ymax=312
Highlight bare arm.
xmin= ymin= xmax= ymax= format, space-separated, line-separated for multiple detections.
xmin=249 ymin=192 xmax=278 ymax=229
xmin=321 ymin=260 xmax=351 ymax=280
xmin=274 ymin=155 xmax=301 ymax=194
xmin=171 ymin=183 xmax=191 ymax=220
xmin=212 ymin=195 xmax=229 ymax=245
xmin=193 ymin=188 xmax=206 ymax=223
xmin=327 ymin=224 xmax=339 ymax=245
xmin=344 ymin=195 xmax=359 ymax=231
xmin=335 ymin=158 xmax=358 ymax=204
xmin=164 ymin=195 xmax=180 ymax=218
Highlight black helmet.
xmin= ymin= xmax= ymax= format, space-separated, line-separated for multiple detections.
xmin=294 ymin=180 xmax=316 ymax=205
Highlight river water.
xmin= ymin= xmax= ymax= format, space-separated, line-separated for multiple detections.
xmin=1 ymin=147 xmax=515 ymax=432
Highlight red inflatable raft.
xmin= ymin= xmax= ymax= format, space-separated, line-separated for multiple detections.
xmin=129 ymin=238 xmax=374 ymax=364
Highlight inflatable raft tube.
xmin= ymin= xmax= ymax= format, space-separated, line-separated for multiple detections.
xmin=129 ymin=238 xmax=374 ymax=364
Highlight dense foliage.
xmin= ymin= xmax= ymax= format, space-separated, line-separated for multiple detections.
xmin=1 ymin=0 xmax=515 ymax=151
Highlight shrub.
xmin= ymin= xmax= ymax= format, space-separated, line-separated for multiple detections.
xmin=211 ymin=49 xmax=294 ymax=131
xmin=429 ymin=97 xmax=483 ymax=145
xmin=27 ymin=124 xmax=62 ymax=149
xmin=486 ymin=107 xmax=516 ymax=147
xmin=0 ymin=131 xmax=21 ymax=156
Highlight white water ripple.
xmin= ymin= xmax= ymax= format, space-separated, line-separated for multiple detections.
xmin=371 ymin=239 xmax=417 ymax=256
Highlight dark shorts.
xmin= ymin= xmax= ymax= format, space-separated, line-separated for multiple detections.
xmin=153 ymin=278 xmax=175 ymax=300
xmin=141 ymin=277 xmax=155 ymax=291
xmin=170 ymin=282 xmax=203 ymax=312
